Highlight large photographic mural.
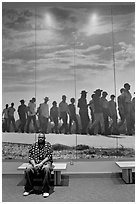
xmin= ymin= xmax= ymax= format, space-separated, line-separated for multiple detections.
xmin=2 ymin=2 xmax=135 ymax=160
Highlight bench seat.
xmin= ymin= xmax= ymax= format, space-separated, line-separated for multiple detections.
xmin=116 ymin=161 xmax=135 ymax=184
xmin=18 ymin=162 xmax=67 ymax=185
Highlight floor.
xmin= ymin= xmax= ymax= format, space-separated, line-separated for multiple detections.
xmin=2 ymin=174 xmax=135 ymax=202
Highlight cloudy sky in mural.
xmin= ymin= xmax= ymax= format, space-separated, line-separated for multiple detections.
xmin=2 ymin=2 xmax=135 ymax=116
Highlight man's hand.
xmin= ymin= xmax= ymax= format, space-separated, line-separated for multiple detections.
xmin=33 ymin=164 xmax=43 ymax=175
xmin=34 ymin=163 xmax=43 ymax=169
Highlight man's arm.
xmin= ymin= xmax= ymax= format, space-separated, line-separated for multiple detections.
xmin=28 ymin=144 xmax=37 ymax=167
xmin=50 ymin=108 xmax=53 ymax=121
xmin=77 ymin=99 xmax=80 ymax=108
xmin=29 ymin=157 xmax=48 ymax=168
xmin=39 ymin=143 xmax=53 ymax=168
xmin=58 ymin=104 xmax=61 ymax=119
xmin=38 ymin=156 xmax=51 ymax=167
xmin=2 ymin=110 xmax=4 ymax=118
xmin=29 ymin=159 xmax=36 ymax=167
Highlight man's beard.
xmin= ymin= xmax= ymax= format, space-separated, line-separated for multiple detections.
xmin=38 ymin=140 xmax=45 ymax=146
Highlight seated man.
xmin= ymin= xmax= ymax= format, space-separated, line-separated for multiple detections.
xmin=23 ymin=133 xmax=53 ymax=197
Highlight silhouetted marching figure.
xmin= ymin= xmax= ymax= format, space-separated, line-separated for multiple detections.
xmin=78 ymin=90 xmax=89 ymax=134
xmin=50 ymin=101 xmax=59 ymax=134
xmin=26 ymin=97 xmax=38 ymax=133
xmin=36 ymin=104 xmax=42 ymax=131
xmin=88 ymin=94 xmax=95 ymax=124
xmin=8 ymin=102 xmax=17 ymax=132
xmin=108 ymin=95 xmax=119 ymax=135
xmin=39 ymin=97 xmax=50 ymax=134
xmin=59 ymin=95 xmax=69 ymax=134
xmin=121 ymin=83 xmax=133 ymax=135
xmin=117 ymin=88 xmax=125 ymax=128
xmin=88 ymin=89 xmax=104 ymax=135
xmin=2 ymin=104 xmax=9 ymax=132
xmin=131 ymin=93 xmax=135 ymax=133
xmin=68 ymin=98 xmax=79 ymax=134
xmin=18 ymin=99 xmax=28 ymax=133
xmin=100 ymin=91 xmax=110 ymax=135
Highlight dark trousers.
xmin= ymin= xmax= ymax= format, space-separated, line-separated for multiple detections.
xmin=59 ymin=112 xmax=68 ymax=134
xmin=79 ymin=110 xmax=89 ymax=134
xmin=3 ymin=118 xmax=9 ymax=132
xmin=109 ymin=114 xmax=118 ymax=134
xmin=40 ymin=116 xmax=48 ymax=134
xmin=69 ymin=116 xmax=79 ymax=134
xmin=19 ymin=117 xmax=26 ymax=133
xmin=90 ymin=108 xmax=95 ymax=124
xmin=8 ymin=116 xmax=16 ymax=132
xmin=125 ymin=103 xmax=133 ymax=134
xmin=52 ymin=118 xmax=58 ymax=133
xmin=24 ymin=166 xmax=51 ymax=193
xmin=26 ymin=115 xmax=38 ymax=133
xmin=131 ymin=108 xmax=135 ymax=132
xmin=102 ymin=110 xmax=109 ymax=134
xmin=118 ymin=109 xmax=125 ymax=127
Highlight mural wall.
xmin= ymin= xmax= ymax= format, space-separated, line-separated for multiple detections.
xmin=2 ymin=2 xmax=135 ymax=160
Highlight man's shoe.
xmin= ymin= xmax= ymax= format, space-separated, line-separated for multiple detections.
xmin=23 ymin=189 xmax=33 ymax=196
xmin=23 ymin=191 xmax=30 ymax=196
xmin=43 ymin=192 xmax=49 ymax=197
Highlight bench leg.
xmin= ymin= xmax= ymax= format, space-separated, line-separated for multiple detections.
xmin=54 ymin=171 xmax=61 ymax=186
xmin=122 ymin=169 xmax=132 ymax=184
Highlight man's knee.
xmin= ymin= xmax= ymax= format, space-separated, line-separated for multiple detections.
xmin=42 ymin=166 xmax=51 ymax=173
xmin=25 ymin=166 xmax=34 ymax=175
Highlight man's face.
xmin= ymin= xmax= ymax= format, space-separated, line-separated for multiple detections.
xmin=62 ymin=96 xmax=66 ymax=101
xmin=38 ymin=134 xmax=45 ymax=145
xmin=102 ymin=93 xmax=107 ymax=98
xmin=71 ymin=99 xmax=75 ymax=104
xmin=82 ymin=93 xmax=87 ymax=98
xmin=95 ymin=91 xmax=101 ymax=97
xmin=125 ymin=85 xmax=130 ymax=91
xmin=32 ymin=98 xmax=36 ymax=103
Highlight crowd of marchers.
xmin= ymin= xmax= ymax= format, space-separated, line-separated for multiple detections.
xmin=2 ymin=82 xmax=135 ymax=136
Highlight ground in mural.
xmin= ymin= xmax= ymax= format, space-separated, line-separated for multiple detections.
xmin=2 ymin=142 xmax=135 ymax=160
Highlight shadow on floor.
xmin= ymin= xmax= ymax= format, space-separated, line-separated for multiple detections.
xmin=17 ymin=174 xmax=69 ymax=196
xmin=17 ymin=174 xmax=69 ymax=187
xmin=110 ymin=172 xmax=135 ymax=185
xmin=26 ymin=186 xmax=55 ymax=196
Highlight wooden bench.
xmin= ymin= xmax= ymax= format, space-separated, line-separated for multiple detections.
xmin=116 ymin=161 xmax=135 ymax=184
xmin=18 ymin=162 xmax=67 ymax=186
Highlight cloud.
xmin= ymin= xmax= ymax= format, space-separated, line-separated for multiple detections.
xmin=82 ymin=45 xmax=102 ymax=55
xmin=78 ymin=10 xmax=134 ymax=37
xmin=3 ymin=8 xmax=34 ymax=31
xmin=3 ymin=48 xmax=35 ymax=62
xmin=48 ymin=7 xmax=73 ymax=21
xmin=113 ymin=13 xmax=135 ymax=33
xmin=3 ymin=29 xmax=35 ymax=54
xmin=2 ymin=4 xmax=135 ymax=102
xmin=2 ymin=59 xmax=36 ymax=90
xmin=115 ymin=42 xmax=135 ymax=68
xmin=3 ymin=84 xmax=35 ymax=93
xmin=72 ymin=63 xmax=108 ymax=71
